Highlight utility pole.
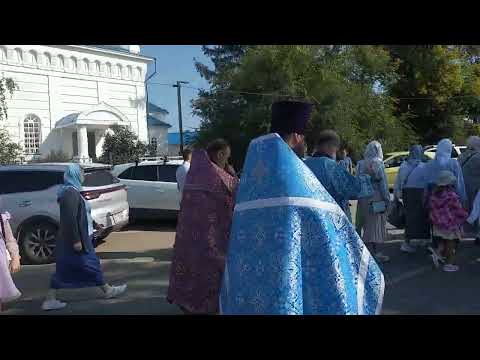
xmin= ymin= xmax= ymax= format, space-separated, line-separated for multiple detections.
xmin=173 ymin=81 xmax=189 ymax=154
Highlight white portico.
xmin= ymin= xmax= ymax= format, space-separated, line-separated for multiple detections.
xmin=54 ymin=102 xmax=130 ymax=163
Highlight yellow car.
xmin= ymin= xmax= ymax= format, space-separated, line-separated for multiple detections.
xmin=383 ymin=151 xmax=434 ymax=191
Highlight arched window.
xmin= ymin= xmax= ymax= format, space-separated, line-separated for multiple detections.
xmin=0 ymin=47 xmax=6 ymax=61
xmin=57 ymin=54 xmax=65 ymax=69
xmin=127 ymin=65 xmax=133 ymax=79
xmin=15 ymin=48 xmax=23 ymax=63
xmin=43 ymin=52 xmax=51 ymax=66
xmin=136 ymin=66 xmax=142 ymax=80
xmin=24 ymin=114 xmax=41 ymax=155
xmin=70 ymin=56 xmax=77 ymax=72
xmin=105 ymin=62 xmax=112 ymax=76
xmin=82 ymin=58 xmax=89 ymax=73
xmin=94 ymin=60 xmax=100 ymax=74
xmin=28 ymin=50 xmax=38 ymax=65
xmin=116 ymin=64 xmax=122 ymax=78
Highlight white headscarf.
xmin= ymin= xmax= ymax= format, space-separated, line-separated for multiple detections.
xmin=364 ymin=141 xmax=384 ymax=163
xmin=435 ymin=139 xmax=452 ymax=167
xmin=467 ymin=136 xmax=480 ymax=152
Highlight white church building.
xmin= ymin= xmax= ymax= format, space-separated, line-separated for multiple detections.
xmin=0 ymin=45 xmax=170 ymax=163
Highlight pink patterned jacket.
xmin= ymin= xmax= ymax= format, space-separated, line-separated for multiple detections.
xmin=429 ymin=189 xmax=468 ymax=232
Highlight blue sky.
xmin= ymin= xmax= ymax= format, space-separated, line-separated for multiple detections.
xmin=141 ymin=45 xmax=213 ymax=132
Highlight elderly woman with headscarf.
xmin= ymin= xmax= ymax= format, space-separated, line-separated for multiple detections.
xmin=41 ymin=164 xmax=127 ymax=311
xmin=167 ymin=139 xmax=239 ymax=315
xmin=393 ymin=145 xmax=424 ymax=253
xmin=357 ymin=141 xmax=390 ymax=263
xmin=458 ymin=136 xmax=480 ymax=244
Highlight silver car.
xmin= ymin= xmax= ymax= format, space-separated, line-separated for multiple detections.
xmin=0 ymin=163 xmax=129 ymax=264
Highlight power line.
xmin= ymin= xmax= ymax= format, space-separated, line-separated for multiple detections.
xmin=148 ymin=81 xmax=480 ymax=102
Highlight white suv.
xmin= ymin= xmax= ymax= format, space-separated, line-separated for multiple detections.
xmin=112 ymin=159 xmax=183 ymax=220
xmin=0 ymin=163 xmax=129 ymax=264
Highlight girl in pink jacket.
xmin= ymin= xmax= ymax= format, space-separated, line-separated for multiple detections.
xmin=429 ymin=171 xmax=468 ymax=272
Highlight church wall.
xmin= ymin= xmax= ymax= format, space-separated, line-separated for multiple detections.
xmin=0 ymin=45 xmax=152 ymax=160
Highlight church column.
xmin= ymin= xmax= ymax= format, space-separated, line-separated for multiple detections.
xmin=77 ymin=125 xmax=90 ymax=163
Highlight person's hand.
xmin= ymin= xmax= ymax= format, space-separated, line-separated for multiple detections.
xmin=9 ymin=256 xmax=20 ymax=274
xmin=73 ymin=241 xmax=83 ymax=252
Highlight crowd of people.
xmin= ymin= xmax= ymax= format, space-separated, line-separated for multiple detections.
xmin=2 ymin=99 xmax=480 ymax=314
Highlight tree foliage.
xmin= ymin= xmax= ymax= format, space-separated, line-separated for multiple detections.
xmin=192 ymin=45 xmax=480 ymax=167
xmin=99 ymin=125 xmax=148 ymax=165
xmin=0 ymin=77 xmax=22 ymax=164
xmin=0 ymin=77 xmax=17 ymax=122
xmin=193 ymin=45 xmax=416 ymax=166
xmin=0 ymin=128 xmax=22 ymax=165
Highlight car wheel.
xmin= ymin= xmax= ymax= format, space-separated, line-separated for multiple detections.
xmin=20 ymin=222 xmax=57 ymax=264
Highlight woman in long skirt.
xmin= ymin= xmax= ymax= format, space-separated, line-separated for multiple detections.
xmin=41 ymin=164 xmax=127 ymax=311
xmin=393 ymin=145 xmax=426 ymax=253
xmin=357 ymin=141 xmax=390 ymax=263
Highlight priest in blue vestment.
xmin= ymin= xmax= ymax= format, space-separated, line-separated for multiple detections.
xmin=304 ymin=130 xmax=373 ymax=221
xmin=220 ymin=101 xmax=385 ymax=315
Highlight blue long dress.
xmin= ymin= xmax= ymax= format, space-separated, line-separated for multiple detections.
xmin=51 ymin=164 xmax=104 ymax=289
xmin=220 ymin=133 xmax=384 ymax=315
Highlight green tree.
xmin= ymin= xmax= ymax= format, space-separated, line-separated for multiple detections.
xmin=193 ymin=45 xmax=416 ymax=167
xmin=0 ymin=77 xmax=21 ymax=164
xmin=0 ymin=128 xmax=22 ymax=165
xmin=99 ymin=125 xmax=148 ymax=165
xmin=0 ymin=77 xmax=17 ymax=121
xmin=386 ymin=45 xmax=480 ymax=144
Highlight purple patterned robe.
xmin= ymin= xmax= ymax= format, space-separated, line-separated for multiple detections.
xmin=167 ymin=150 xmax=238 ymax=314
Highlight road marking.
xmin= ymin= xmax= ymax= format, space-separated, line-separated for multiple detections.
xmin=386 ymin=265 xmax=432 ymax=286
xmin=21 ymin=257 xmax=164 ymax=270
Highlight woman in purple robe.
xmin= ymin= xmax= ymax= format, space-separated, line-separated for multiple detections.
xmin=167 ymin=139 xmax=239 ymax=314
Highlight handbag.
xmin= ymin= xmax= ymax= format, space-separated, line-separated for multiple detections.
xmin=371 ymin=200 xmax=387 ymax=214
xmin=388 ymin=198 xmax=405 ymax=229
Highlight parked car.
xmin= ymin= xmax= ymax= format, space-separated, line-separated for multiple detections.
xmin=384 ymin=151 xmax=434 ymax=191
xmin=0 ymin=163 xmax=129 ymax=264
xmin=111 ymin=158 xmax=183 ymax=220
xmin=424 ymin=144 xmax=467 ymax=158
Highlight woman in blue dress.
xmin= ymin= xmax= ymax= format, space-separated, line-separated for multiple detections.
xmin=41 ymin=164 xmax=127 ymax=311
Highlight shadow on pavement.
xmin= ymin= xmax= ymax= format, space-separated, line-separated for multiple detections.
xmin=122 ymin=219 xmax=178 ymax=232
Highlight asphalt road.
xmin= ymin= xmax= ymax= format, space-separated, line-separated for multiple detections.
xmin=4 ymin=216 xmax=480 ymax=315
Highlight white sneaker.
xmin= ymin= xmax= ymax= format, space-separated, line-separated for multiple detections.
xmin=104 ymin=284 xmax=127 ymax=299
xmin=375 ymin=252 xmax=390 ymax=263
xmin=443 ymin=264 xmax=459 ymax=272
xmin=42 ymin=299 xmax=67 ymax=311
xmin=400 ymin=243 xmax=416 ymax=253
